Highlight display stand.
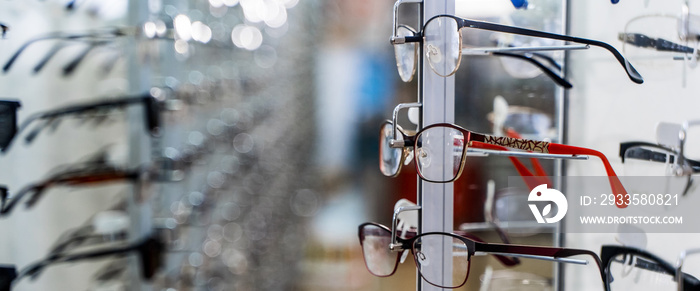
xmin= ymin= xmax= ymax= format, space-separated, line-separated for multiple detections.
xmin=419 ymin=1 xmax=455 ymax=290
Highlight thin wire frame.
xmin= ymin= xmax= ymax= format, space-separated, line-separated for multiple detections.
xmin=423 ymin=14 xmax=644 ymax=84
xmin=359 ymin=222 xmax=607 ymax=289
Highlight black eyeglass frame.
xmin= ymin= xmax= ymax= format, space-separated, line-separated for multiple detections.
xmin=0 ymin=93 xmax=160 ymax=153
xmin=600 ymin=245 xmax=700 ymax=291
xmin=418 ymin=14 xmax=643 ymax=83
xmin=393 ymin=22 xmax=574 ymax=87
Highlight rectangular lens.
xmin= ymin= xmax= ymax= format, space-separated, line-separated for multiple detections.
xmin=413 ymin=233 xmax=469 ymax=288
xmin=415 ymin=126 xmax=464 ymax=182
xmin=424 ymin=16 xmax=461 ymax=77
xmin=359 ymin=224 xmax=399 ymax=277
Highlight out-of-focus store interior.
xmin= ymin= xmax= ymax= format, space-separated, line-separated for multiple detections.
xmin=0 ymin=0 xmax=699 ymax=290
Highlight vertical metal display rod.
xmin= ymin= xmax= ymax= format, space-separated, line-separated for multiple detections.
xmin=419 ymin=0 xmax=455 ymax=290
xmin=126 ymin=1 xmax=151 ymax=290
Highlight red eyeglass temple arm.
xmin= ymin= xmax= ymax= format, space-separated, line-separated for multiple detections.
xmin=505 ymin=128 xmax=551 ymax=179
xmin=471 ymin=133 xmax=628 ymax=208
xmin=469 ymin=141 xmax=547 ymax=190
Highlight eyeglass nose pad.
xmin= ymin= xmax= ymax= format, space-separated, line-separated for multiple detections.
xmin=416 ymin=250 xmax=431 ymax=266
xmin=404 ymin=148 xmax=413 ymax=166
xmin=417 ymin=147 xmax=432 ymax=168
xmin=400 ymin=249 xmax=409 ymax=264
xmin=426 ymin=44 xmax=443 ymax=64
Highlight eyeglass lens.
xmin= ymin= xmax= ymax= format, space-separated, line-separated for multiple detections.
xmin=606 ymin=253 xmax=677 ymax=290
xmin=622 ymin=146 xmax=689 ymax=195
xmin=415 ymin=125 xmax=465 ymax=182
xmin=395 ymin=26 xmax=418 ymax=82
xmin=412 ymin=233 xmax=470 ymax=288
xmin=379 ymin=122 xmax=404 ymax=177
xmin=424 ymin=16 xmax=462 ymax=77
xmin=359 ymin=224 xmax=399 ymax=277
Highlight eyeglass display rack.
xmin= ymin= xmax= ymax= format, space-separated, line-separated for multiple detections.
xmin=0 ymin=1 xmax=317 ymax=290
xmin=410 ymin=0 xmax=567 ymax=290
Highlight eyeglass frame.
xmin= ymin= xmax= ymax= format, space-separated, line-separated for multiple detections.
xmin=359 ymin=221 xmax=604 ymax=289
xmin=0 ymin=93 xmax=161 ymax=153
xmin=391 ymin=9 xmax=577 ymax=87
xmin=600 ymin=245 xmax=700 ymax=291
xmin=383 ymin=106 xmax=626 ymax=202
xmin=412 ymin=14 xmax=643 ymax=83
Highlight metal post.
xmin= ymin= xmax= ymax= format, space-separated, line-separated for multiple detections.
xmin=127 ymin=1 xmax=152 ymax=290
xmin=419 ymin=0 xmax=454 ymax=290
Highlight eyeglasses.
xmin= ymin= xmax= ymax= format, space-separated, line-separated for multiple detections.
xmin=3 ymin=19 xmax=234 ymax=75
xmin=11 ymin=235 xmax=164 ymax=288
xmin=601 ymin=245 xmax=700 ymax=291
xmin=619 ymin=142 xmax=697 ymax=196
xmin=0 ymin=93 xmax=160 ymax=153
xmin=0 ymin=158 xmax=141 ymax=216
xmin=359 ymin=222 xmax=605 ymax=289
xmin=619 ymin=119 xmax=700 ymax=196
xmin=410 ymin=15 xmax=643 ymax=83
xmin=389 ymin=1 xmax=577 ymax=86
xmin=381 ymin=120 xmax=557 ymax=194
xmin=392 ymin=23 xmax=574 ymax=87
xmin=380 ymin=121 xmax=626 ymax=198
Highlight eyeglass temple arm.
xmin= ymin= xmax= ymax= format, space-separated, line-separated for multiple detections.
xmin=452 ymin=230 xmax=520 ymax=266
xmin=2 ymin=94 xmax=155 ymax=152
xmin=469 ymin=141 xmax=548 ymax=190
xmin=15 ymin=237 xmax=151 ymax=284
xmin=473 ymin=241 xmax=608 ymax=287
xmin=470 ymin=132 xmax=628 ymax=204
xmin=3 ymin=30 xmax=123 ymax=73
xmin=33 ymin=42 xmax=67 ymax=74
xmin=618 ymin=33 xmax=696 ymax=54
xmin=490 ymin=51 xmax=572 ymax=88
xmin=505 ymin=128 xmax=551 ymax=178
xmin=456 ymin=17 xmax=644 ymax=84
xmin=32 ymin=38 xmax=112 ymax=74
xmin=62 ymin=40 xmax=113 ymax=76
xmin=391 ymin=0 xmax=422 ymax=44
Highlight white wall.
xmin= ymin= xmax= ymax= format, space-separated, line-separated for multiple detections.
xmin=566 ymin=0 xmax=700 ymax=289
